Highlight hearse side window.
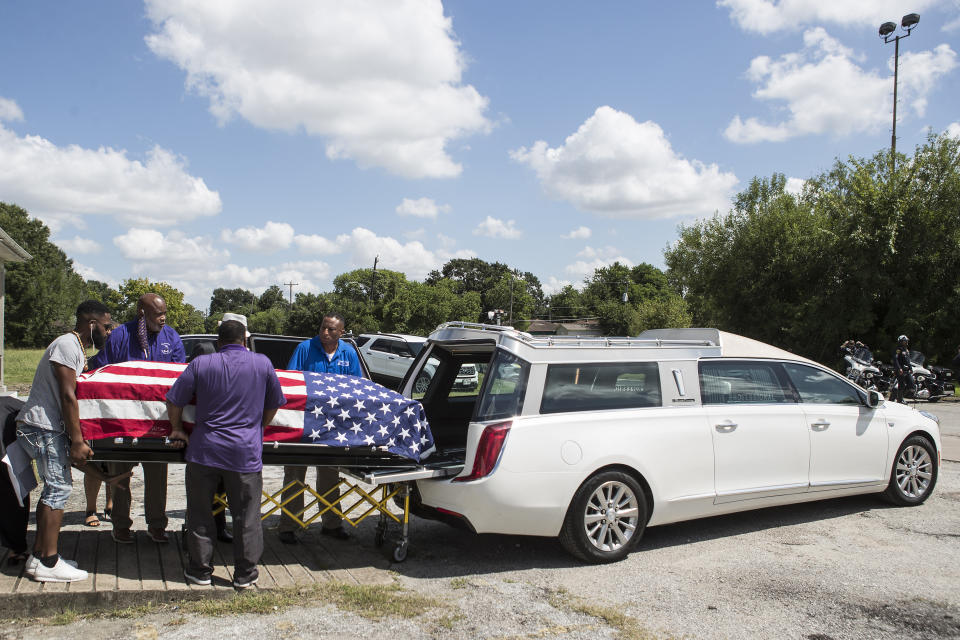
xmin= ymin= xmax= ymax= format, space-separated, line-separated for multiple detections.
xmin=699 ymin=361 xmax=793 ymax=405
xmin=540 ymin=362 xmax=661 ymax=414
xmin=475 ymin=350 xmax=529 ymax=421
xmin=782 ymin=362 xmax=862 ymax=405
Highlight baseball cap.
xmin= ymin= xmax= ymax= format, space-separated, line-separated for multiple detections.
xmin=219 ymin=312 xmax=251 ymax=338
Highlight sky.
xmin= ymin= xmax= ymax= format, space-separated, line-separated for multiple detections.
xmin=1 ymin=0 xmax=958 ymax=310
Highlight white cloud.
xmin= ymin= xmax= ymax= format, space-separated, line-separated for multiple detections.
xmin=56 ymin=236 xmax=102 ymax=254
xmin=558 ymin=246 xmax=634 ymax=285
xmin=785 ymin=177 xmax=806 ymax=195
xmin=403 ymin=228 xmax=426 ymax=240
xmin=725 ymin=29 xmax=957 ymax=143
xmin=541 ymin=276 xmax=574 ymax=296
xmin=718 ymin=0 xmax=941 ymax=35
xmin=221 ymin=221 xmax=295 ymax=253
xmin=144 ymin=0 xmax=491 ymax=179
xmin=73 ymin=262 xmax=117 ymax=286
xmin=293 ymin=233 xmax=341 ymax=255
xmin=472 ymin=216 xmax=522 ymax=239
xmin=0 ymin=97 xmax=24 ymax=122
xmin=947 ymin=122 xmax=960 ymax=139
xmin=396 ymin=197 xmax=451 ymax=219
xmin=0 ymin=123 xmax=221 ymax=227
xmin=562 ymin=226 xmax=592 ymax=240
xmin=333 ymin=227 xmax=474 ymax=280
xmin=113 ymin=228 xmax=229 ymax=265
xmin=900 ymin=45 xmax=959 ymax=115
xmin=512 ymin=106 xmax=738 ymax=219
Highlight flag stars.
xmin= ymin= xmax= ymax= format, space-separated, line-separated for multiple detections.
xmin=353 ymin=399 xmax=366 ymax=411
xmin=379 ymin=403 xmax=391 ymax=415
xmin=350 ymin=422 xmax=363 ymax=434
xmin=399 ymin=427 xmax=410 ymax=440
xmin=335 ymin=432 xmax=348 ymax=444
xmin=311 ymin=405 xmax=323 ymax=418
xmin=325 ymin=396 xmax=339 ymax=408
xmin=363 ymin=435 xmax=375 ymax=445
xmin=338 ymin=409 xmax=351 ymax=421
xmin=324 ymin=419 xmax=336 ymax=431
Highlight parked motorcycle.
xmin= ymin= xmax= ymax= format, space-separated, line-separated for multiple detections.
xmin=929 ymin=364 xmax=956 ymax=396
xmin=839 ymin=341 xmax=888 ymax=392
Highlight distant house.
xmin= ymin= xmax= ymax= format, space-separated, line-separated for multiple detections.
xmin=525 ymin=319 xmax=559 ymax=335
xmin=555 ymin=320 xmax=603 ymax=337
xmin=0 ymin=226 xmax=32 ymax=394
xmin=526 ymin=319 xmax=604 ymax=337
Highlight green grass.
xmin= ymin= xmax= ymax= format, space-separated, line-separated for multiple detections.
xmin=9 ymin=582 xmax=447 ymax=626
xmin=546 ymin=588 xmax=673 ymax=640
xmin=3 ymin=348 xmax=45 ymax=386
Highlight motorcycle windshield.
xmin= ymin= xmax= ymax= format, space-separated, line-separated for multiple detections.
xmin=909 ymin=350 xmax=926 ymax=366
xmin=852 ymin=347 xmax=874 ymax=364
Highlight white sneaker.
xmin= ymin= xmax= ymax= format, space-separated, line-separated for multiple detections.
xmin=25 ymin=554 xmax=78 ymax=575
xmin=31 ymin=557 xmax=88 ymax=582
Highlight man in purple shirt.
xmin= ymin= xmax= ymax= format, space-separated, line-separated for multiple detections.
xmin=166 ymin=319 xmax=286 ymax=589
xmin=90 ymin=293 xmax=184 ymax=544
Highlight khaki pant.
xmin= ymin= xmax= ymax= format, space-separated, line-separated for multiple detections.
xmin=108 ymin=462 xmax=168 ymax=532
xmin=278 ymin=466 xmax=342 ymax=532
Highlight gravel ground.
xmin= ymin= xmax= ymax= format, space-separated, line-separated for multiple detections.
xmin=1 ymin=401 xmax=958 ymax=640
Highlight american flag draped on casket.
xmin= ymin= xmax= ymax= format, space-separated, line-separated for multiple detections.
xmin=76 ymin=361 xmax=435 ymax=463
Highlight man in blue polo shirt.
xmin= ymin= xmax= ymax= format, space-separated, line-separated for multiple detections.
xmin=89 ymin=293 xmax=185 ymax=544
xmin=278 ymin=312 xmax=362 ymax=544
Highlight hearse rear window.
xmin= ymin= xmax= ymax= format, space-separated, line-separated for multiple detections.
xmin=540 ymin=362 xmax=662 ymax=414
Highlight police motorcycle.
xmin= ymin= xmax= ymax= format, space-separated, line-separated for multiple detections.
xmin=887 ymin=350 xmax=947 ymax=402
xmin=929 ymin=363 xmax=956 ymax=396
xmin=839 ymin=340 xmax=887 ymax=392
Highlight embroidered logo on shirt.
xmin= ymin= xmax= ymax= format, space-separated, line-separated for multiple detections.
xmin=160 ymin=342 xmax=172 ymax=355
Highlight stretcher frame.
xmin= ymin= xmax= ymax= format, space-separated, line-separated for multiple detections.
xmin=89 ymin=437 xmax=463 ymax=562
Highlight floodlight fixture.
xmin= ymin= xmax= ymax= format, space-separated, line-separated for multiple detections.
xmin=878 ymin=21 xmax=896 ymax=37
xmin=901 ymin=13 xmax=920 ymax=29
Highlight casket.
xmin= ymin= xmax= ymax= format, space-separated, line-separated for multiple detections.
xmin=77 ymin=361 xmax=436 ymax=464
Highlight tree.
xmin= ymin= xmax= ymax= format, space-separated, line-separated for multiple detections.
xmin=1 ymin=202 xmax=86 ymax=347
xmin=427 ymin=258 xmax=543 ymax=322
xmin=284 ymin=292 xmax=332 ymax=337
xmin=383 ymin=280 xmax=482 ymax=335
xmin=249 ymin=307 xmax=286 ymax=334
xmin=115 ymin=278 xmax=203 ymax=335
xmin=665 ymin=134 xmax=960 ymax=364
xmin=209 ymin=287 xmax=256 ymax=316
xmin=257 ymin=285 xmax=287 ymax=311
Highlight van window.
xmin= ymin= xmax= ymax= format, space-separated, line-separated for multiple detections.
xmin=475 ymin=350 xmax=529 ymax=421
xmin=540 ymin=362 xmax=661 ymax=413
xmin=699 ymin=361 xmax=793 ymax=405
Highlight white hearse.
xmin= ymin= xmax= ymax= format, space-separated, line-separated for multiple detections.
xmin=397 ymin=323 xmax=941 ymax=563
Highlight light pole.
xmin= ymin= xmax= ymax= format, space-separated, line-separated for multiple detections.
xmin=879 ymin=13 xmax=920 ymax=172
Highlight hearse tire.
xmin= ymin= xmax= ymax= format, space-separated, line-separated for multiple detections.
xmin=559 ymin=470 xmax=647 ymax=564
xmin=882 ymin=435 xmax=938 ymax=506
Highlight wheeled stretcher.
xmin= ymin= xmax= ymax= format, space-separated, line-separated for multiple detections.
xmin=79 ymin=361 xmax=462 ymax=561
xmin=89 ymin=437 xmax=463 ymax=561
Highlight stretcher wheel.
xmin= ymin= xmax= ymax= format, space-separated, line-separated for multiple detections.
xmin=392 ymin=541 xmax=408 ymax=562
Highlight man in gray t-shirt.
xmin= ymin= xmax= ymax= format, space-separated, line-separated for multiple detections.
xmin=16 ymin=300 xmax=112 ymax=583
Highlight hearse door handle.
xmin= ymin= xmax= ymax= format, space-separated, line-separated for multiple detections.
xmin=715 ymin=421 xmax=738 ymax=433
xmin=810 ymin=420 xmax=831 ymax=431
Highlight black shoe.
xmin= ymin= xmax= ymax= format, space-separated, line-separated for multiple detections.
xmin=217 ymin=527 xmax=234 ymax=543
xmin=320 ymin=526 xmax=351 ymax=540
xmin=278 ymin=531 xmax=298 ymax=545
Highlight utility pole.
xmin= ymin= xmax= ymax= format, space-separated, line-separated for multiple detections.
xmin=283 ymin=281 xmax=299 ymax=305
xmin=369 ymin=255 xmax=379 ymax=302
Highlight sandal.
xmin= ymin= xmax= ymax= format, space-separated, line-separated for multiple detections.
xmin=84 ymin=511 xmax=101 ymax=527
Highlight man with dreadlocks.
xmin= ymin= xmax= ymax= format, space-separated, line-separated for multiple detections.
xmin=89 ymin=293 xmax=185 ymax=544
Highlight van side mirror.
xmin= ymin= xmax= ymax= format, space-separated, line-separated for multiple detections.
xmin=866 ymin=390 xmax=883 ymax=408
